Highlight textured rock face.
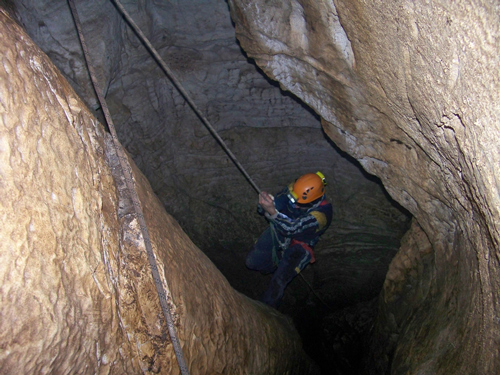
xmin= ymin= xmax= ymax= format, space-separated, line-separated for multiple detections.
xmin=0 ymin=11 xmax=319 ymax=374
xmin=11 ymin=0 xmax=411 ymax=328
xmin=228 ymin=0 xmax=500 ymax=373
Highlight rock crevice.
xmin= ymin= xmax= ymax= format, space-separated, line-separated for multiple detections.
xmin=0 ymin=10 xmax=318 ymax=374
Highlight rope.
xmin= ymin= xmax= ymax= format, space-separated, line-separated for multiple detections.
xmin=268 ymin=223 xmax=331 ymax=309
xmin=298 ymin=273 xmax=332 ymax=310
xmin=67 ymin=1 xmax=190 ymax=374
xmin=110 ymin=0 xmax=261 ymax=195
xmin=269 ymin=222 xmax=280 ymax=266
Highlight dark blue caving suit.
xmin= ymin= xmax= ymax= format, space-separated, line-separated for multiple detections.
xmin=246 ymin=184 xmax=333 ymax=308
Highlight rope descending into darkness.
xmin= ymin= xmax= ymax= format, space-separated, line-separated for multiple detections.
xmin=67 ymin=1 xmax=190 ymax=374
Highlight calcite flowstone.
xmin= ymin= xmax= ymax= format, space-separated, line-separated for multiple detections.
xmin=0 ymin=10 xmax=318 ymax=375
xmin=228 ymin=0 xmax=500 ymax=373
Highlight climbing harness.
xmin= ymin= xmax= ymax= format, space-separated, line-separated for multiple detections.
xmin=67 ymin=1 xmax=190 ymax=374
xmin=269 ymin=222 xmax=331 ymax=309
xmin=110 ymin=0 xmax=262 ymax=196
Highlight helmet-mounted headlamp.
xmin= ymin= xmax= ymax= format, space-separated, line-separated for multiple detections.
xmin=316 ymin=171 xmax=327 ymax=185
xmin=287 ymin=190 xmax=298 ymax=204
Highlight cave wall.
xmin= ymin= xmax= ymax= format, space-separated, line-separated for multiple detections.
xmin=227 ymin=0 xmax=500 ymax=373
xmin=10 ymin=0 xmax=412 ymax=310
xmin=0 ymin=10 xmax=320 ymax=374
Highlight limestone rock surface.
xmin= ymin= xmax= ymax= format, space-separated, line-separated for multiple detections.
xmin=11 ymin=0 xmax=412 ymax=334
xmin=0 ymin=10 xmax=318 ymax=374
xmin=228 ymin=0 xmax=500 ymax=373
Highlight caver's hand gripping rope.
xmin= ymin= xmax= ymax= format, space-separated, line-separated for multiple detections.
xmin=67 ymin=1 xmax=190 ymax=373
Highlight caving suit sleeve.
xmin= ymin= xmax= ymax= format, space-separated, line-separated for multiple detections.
xmin=269 ymin=210 xmax=326 ymax=237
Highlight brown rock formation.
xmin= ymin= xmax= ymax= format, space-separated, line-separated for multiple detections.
xmin=228 ymin=0 xmax=500 ymax=373
xmin=0 ymin=10 xmax=318 ymax=374
xmin=8 ymin=0 xmax=498 ymax=373
xmin=10 ymin=1 xmax=411 ymax=315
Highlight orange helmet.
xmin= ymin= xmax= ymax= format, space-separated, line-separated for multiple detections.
xmin=288 ymin=171 xmax=327 ymax=204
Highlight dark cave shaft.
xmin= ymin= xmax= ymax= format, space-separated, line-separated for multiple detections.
xmin=5 ymin=0 xmax=500 ymax=374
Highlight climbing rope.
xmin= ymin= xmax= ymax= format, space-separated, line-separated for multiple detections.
xmin=110 ymin=0 xmax=262 ymax=195
xmin=70 ymin=0 xmax=329 ymax=348
xmin=269 ymin=222 xmax=281 ymax=266
xmin=109 ymin=0 xmax=340 ymax=315
xmin=67 ymin=1 xmax=190 ymax=374
xmin=298 ymin=273 xmax=332 ymax=310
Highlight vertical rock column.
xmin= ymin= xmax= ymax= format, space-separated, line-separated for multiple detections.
xmin=0 ymin=10 xmax=317 ymax=375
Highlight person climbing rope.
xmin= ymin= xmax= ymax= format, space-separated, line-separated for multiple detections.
xmin=246 ymin=171 xmax=333 ymax=308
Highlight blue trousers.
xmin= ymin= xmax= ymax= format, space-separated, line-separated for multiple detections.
xmin=246 ymin=226 xmax=311 ymax=308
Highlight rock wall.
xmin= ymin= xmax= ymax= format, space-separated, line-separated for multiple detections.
xmin=227 ymin=0 xmax=500 ymax=373
xmin=10 ymin=0 xmax=412 ymax=314
xmin=0 ymin=10 xmax=318 ymax=374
